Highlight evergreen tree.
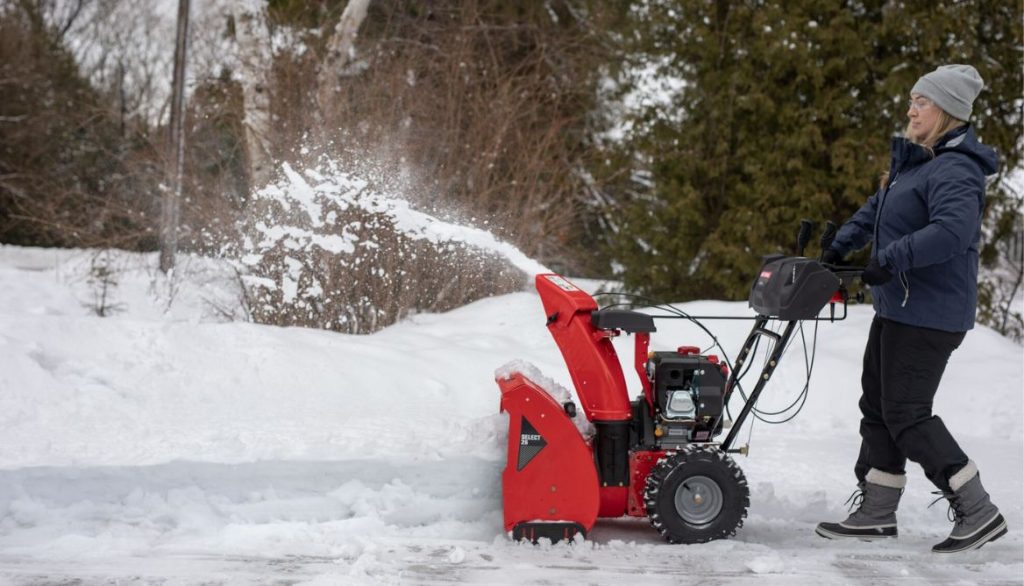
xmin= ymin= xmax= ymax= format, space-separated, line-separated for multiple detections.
xmin=607 ymin=0 xmax=1022 ymax=305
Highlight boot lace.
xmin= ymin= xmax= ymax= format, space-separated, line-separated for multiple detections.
xmin=844 ymin=488 xmax=865 ymax=513
xmin=928 ymin=491 xmax=963 ymax=524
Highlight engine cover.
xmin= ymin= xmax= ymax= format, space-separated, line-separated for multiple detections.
xmin=647 ymin=351 xmax=727 ymax=446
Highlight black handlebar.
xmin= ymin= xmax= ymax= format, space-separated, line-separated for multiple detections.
xmin=796 ymin=219 xmax=814 ymax=256
xmin=823 ymin=265 xmax=865 ymax=279
xmin=819 ymin=221 xmax=838 ymax=257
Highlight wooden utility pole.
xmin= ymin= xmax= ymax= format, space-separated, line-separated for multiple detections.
xmin=160 ymin=0 xmax=191 ymax=273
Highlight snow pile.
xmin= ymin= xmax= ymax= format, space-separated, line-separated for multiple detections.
xmin=496 ymin=359 xmax=595 ymax=439
xmin=0 ymin=246 xmax=1020 ymax=584
xmin=234 ymin=160 xmax=545 ymax=333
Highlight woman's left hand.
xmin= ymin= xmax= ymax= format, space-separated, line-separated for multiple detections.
xmin=862 ymin=258 xmax=893 ymax=286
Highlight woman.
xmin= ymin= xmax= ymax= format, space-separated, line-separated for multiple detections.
xmin=814 ymin=64 xmax=1006 ymax=553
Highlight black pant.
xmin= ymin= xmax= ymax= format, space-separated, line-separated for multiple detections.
xmin=854 ymin=316 xmax=968 ymax=493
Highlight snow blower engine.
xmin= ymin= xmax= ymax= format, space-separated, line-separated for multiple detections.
xmin=496 ymin=221 xmax=863 ymax=544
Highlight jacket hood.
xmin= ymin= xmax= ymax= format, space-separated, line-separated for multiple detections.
xmin=935 ymin=125 xmax=1000 ymax=175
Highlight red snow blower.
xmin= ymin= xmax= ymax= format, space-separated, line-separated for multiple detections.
xmin=497 ymin=221 xmax=864 ymax=544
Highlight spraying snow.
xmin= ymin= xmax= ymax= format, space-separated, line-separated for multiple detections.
xmin=249 ymin=161 xmax=549 ymax=280
xmin=235 ymin=159 xmax=547 ymax=334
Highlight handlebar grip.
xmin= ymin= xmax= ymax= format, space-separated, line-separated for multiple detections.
xmin=796 ymin=220 xmax=814 ymax=255
xmin=820 ymin=221 xmax=838 ymax=252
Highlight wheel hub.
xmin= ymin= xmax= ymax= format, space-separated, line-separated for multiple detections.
xmin=674 ymin=475 xmax=723 ymax=526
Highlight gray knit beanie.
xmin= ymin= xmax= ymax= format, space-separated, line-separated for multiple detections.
xmin=911 ymin=64 xmax=984 ymax=121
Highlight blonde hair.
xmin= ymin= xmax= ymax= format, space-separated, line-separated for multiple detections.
xmin=879 ymin=107 xmax=967 ymax=188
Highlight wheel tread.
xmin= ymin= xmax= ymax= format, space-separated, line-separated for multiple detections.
xmin=643 ymin=444 xmax=750 ymax=544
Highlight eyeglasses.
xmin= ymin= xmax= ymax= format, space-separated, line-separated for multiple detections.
xmin=907 ymin=97 xmax=934 ymax=112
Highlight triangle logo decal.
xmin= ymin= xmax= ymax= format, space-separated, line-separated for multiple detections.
xmin=517 ymin=416 xmax=547 ymax=471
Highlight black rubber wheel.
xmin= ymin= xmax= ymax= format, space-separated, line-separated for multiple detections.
xmin=644 ymin=444 xmax=750 ymax=544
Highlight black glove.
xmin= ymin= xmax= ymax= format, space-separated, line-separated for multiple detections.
xmin=821 ymin=248 xmax=843 ymax=265
xmin=861 ymin=258 xmax=893 ymax=286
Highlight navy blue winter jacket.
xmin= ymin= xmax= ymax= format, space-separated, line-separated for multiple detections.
xmin=831 ymin=125 xmax=999 ymax=332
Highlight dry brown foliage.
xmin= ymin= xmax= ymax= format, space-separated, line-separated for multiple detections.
xmin=233 ymin=164 xmax=525 ymax=334
xmin=1 ymin=1 xmax=613 ymax=333
xmin=263 ymin=0 xmax=611 ymax=268
xmin=0 ymin=3 xmax=161 ymax=249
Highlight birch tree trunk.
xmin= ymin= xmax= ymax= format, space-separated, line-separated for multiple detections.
xmin=316 ymin=0 xmax=371 ymax=116
xmin=232 ymin=1 xmax=274 ymax=191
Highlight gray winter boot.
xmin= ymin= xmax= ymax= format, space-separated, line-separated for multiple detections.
xmin=932 ymin=461 xmax=1007 ymax=553
xmin=816 ymin=468 xmax=904 ymax=540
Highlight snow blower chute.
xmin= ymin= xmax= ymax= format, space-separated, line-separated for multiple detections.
xmin=497 ymin=221 xmax=864 ymax=544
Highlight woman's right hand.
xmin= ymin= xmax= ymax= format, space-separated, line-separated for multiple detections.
xmin=821 ymin=248 xmax=843 ymax=265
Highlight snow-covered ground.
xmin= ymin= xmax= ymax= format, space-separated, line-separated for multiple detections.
xmin=0 ymin=245 xmax=1021 ymax=585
